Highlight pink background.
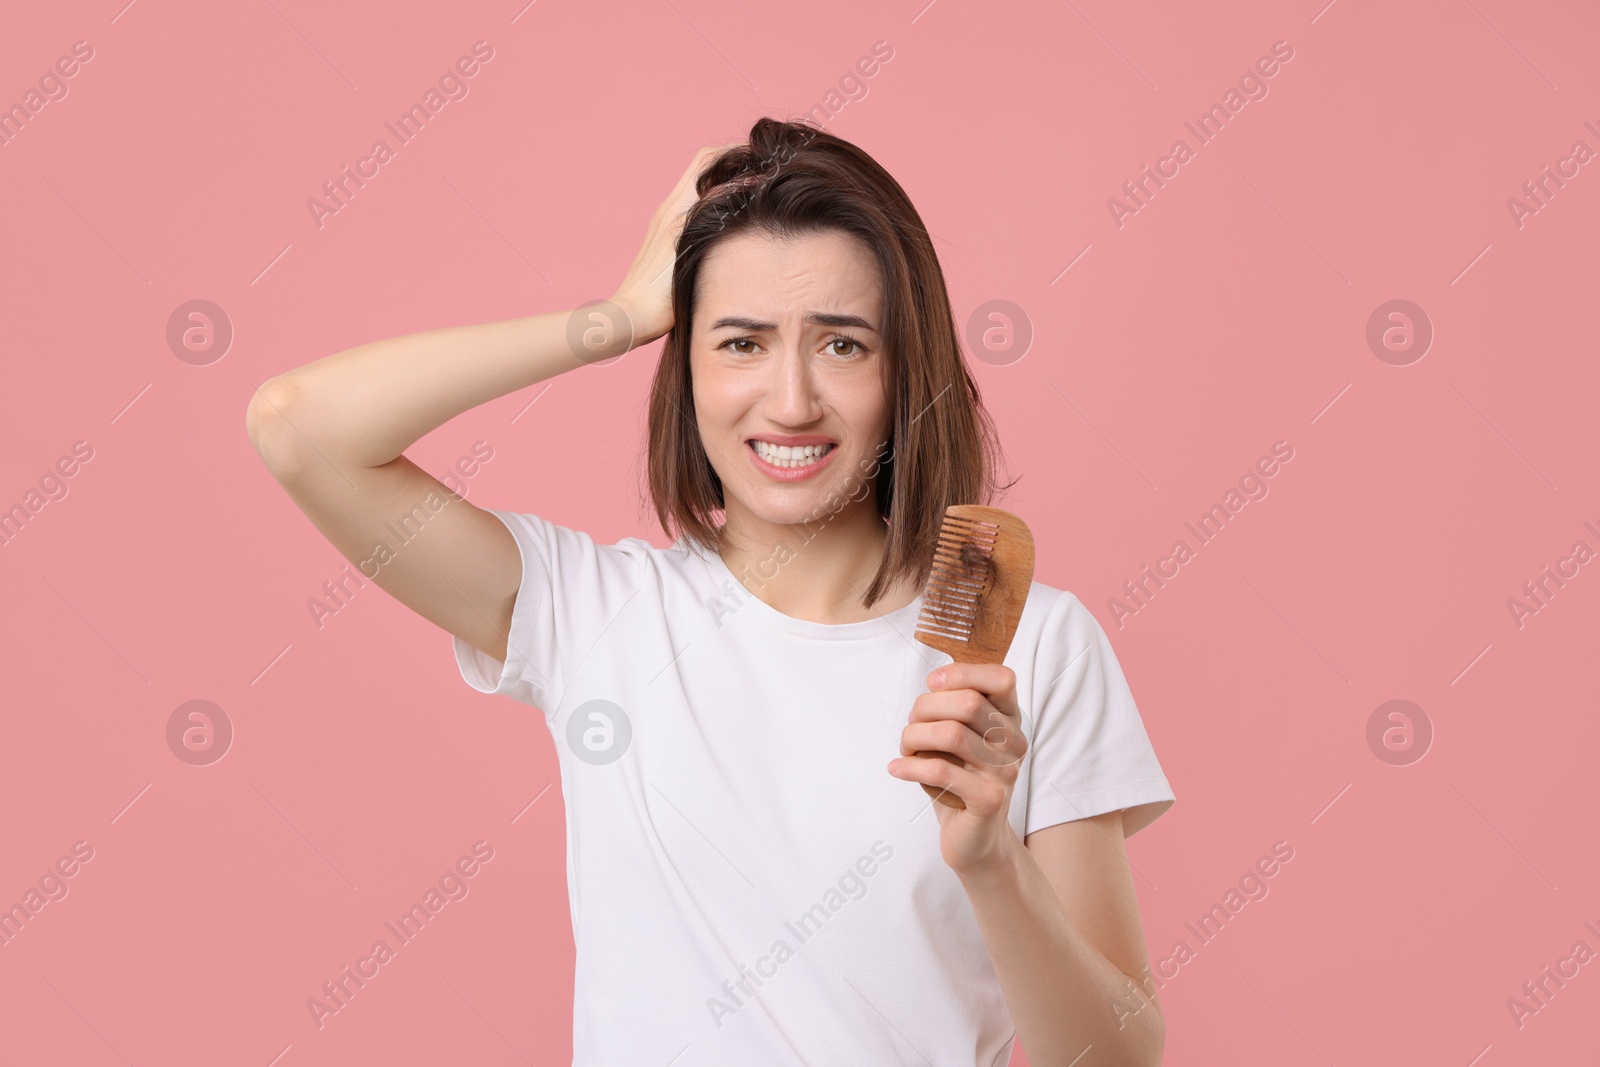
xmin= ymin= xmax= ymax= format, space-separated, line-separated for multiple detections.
xmin=2 ymin=0 xmax=1596 ymax=1063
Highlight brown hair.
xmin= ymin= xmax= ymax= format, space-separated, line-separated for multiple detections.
xmin=645 ymin=116 xmax=1014 ymax=609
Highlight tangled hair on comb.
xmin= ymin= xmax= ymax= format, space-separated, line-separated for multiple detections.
xmin=958 ymin=540 xmax=991 ymax=572
xmin=644 ymin=116 xmax=1016 ymax=610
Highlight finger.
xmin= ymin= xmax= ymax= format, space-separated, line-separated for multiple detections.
xmin=901 ymin=719 xmax=1025 ymax=771
xmin=928 ymin=663 xmax=1017 ymax=705
xmin=888 ymin=754 xmax=1008 ymax=817
xmin=909 ymin=685 xmax=983 ymax=724
xmin=909 ymin=690 xmax=1022 ymax=750
xmin=910 ymin=686 xmax=1016 ymax=725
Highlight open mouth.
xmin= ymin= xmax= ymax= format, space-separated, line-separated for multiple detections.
xmin=746 ymin=439 xmax=837 ymax=469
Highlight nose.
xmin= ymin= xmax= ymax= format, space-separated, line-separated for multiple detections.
xmin=762 ymin=341 xmax=823 ymax=426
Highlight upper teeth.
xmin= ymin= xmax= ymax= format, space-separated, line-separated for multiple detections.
xmin=753 ymin=441 xmax=832 ymax=467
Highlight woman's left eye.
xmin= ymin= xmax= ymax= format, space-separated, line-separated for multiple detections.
xmin=719 ymin=336 xmax=866 ymax=357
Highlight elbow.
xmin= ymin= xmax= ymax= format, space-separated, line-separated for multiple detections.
xmin=1107 ymin=989 xmax=1165 ymax=1067
xmin=245 ymin=376 xmax=304 ymax=473
xmin=1133 ymin=1005 xmax=1165 ymax=1067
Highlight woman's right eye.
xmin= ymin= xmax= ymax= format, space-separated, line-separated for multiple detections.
xmin=721 ymin=338 xmax=758 ymax=355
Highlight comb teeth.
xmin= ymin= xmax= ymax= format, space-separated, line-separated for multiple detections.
xmin=914 ymin=518 xmax=1001 ymax=643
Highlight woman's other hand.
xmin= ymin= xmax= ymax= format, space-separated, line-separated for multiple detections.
xmin=611 ymin=141 xmax=743 ymax=346
xmin=890 ymin=663 xmax=1029 ymax=879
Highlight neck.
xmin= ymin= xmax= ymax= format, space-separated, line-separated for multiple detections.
xmin=716 ymin=500 xmax=918 ymax=624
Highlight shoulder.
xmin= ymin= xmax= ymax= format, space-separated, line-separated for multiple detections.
xmin=1009 ymin=579 xmax=1129 ymax=687
xmin=483 ymin=509 xmax=704 ymax=594
xmin=490 ymin=509 xmax=673 ymax=559
xmin=1017 ymin=579 xmax=1097 ymax=645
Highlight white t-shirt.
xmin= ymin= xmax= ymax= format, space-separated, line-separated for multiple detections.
xmin=453 ymin=509 xmax=1175 ymax=1066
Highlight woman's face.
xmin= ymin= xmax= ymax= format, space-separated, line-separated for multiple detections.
xmin=689 ymin=227 xmax=889 ymax=535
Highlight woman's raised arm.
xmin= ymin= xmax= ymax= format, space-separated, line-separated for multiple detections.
xmin=245 ymin=309 xmax=632 ymax=664
xmin=243 ymin=143 xmax=730 ymax=663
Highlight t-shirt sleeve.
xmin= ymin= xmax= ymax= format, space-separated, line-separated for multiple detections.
xmin=451 ymin=508 xmax=649 ymax=718
xmin=1022 ymin=590 xmax=1175 ymax=839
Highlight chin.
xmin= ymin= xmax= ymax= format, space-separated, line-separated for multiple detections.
xmin=764 ymin=484 xmax=866 ymax=525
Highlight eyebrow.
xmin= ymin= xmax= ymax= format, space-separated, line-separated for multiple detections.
xmin=708 ymin=313 xmax=879 ymax=333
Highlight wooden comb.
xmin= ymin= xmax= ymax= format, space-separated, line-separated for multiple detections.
xmin=911 ymin=505 xmax=1036 ymax=809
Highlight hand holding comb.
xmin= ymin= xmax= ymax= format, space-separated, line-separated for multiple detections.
xmin=910 ymin=505 xmax=1036 ymax=809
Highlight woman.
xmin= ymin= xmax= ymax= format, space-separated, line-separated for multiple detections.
xmin=248 ymin=117 xmax=1175 ymax=1066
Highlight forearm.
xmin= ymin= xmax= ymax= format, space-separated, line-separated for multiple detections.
xmin=958 ymin=829 xmax=1163 ymax=1066
xmin=252 ymin=306 xmax=632 ymax=469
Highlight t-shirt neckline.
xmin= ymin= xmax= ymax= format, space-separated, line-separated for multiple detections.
xmin=680 ymin=536 xmax=925 ymax=641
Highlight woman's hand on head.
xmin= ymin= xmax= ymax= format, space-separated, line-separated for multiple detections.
xmin=611 ymin=141 xmax=744 ymax=347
